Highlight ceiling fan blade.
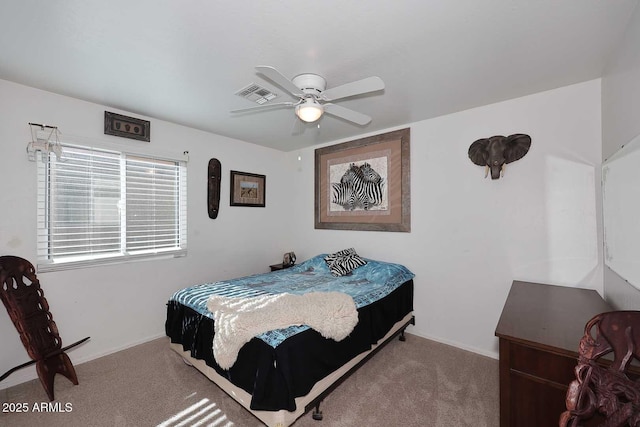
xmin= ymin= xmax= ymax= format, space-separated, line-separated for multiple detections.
xmin=323 ymin=103 xmax=372 ymax=125
xmin=255 ymin=66 xmax=303 ymax=98
xmin=321 ymin=76 xmax=384 ymax=101
xmin=231 ymin=101 xmax=297 ymax=113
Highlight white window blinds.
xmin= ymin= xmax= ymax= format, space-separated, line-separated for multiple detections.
xmin=37 ymin=144 xmax=187 ymax=271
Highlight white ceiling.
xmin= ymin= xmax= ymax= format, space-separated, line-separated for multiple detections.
xmin=1 ymin=1 xmax=637 ymax=152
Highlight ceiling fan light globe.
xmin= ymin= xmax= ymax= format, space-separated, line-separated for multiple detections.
xmin=295 ymin=102 xmax=323 ymax=122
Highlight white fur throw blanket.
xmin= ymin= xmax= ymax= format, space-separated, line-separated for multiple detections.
xmin=206 ymin=291 xmax=358 ymax=370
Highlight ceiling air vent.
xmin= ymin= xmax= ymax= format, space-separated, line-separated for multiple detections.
xmin=235 ymin=83 xmax=278 ymax=104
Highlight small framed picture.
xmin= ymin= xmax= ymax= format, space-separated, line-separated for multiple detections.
xmin=104 ymin=111 xmax=150 ymax=142
xmin=230 ymin=170 xmax=266 ymax=207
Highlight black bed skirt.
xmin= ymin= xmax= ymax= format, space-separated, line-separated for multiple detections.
xmin=165 ymin=279 xmax=413 ymax=411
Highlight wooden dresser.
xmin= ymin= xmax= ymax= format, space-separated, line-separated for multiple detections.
xmin=494 ymin=280 xmax=611 ymax=427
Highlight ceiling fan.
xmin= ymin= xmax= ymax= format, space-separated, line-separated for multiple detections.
xmin=232 ymin=66 xmax=385 ymax=125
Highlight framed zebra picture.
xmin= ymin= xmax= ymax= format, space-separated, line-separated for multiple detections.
xmin=314 ymin=128 xmax=411 ymax=232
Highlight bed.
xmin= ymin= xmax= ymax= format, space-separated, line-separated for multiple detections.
xmin=165 ymin=253 xmax=415 ymax=427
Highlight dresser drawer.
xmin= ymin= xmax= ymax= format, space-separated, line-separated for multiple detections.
xmin=510 ymin=342 xmax=576 ymax=387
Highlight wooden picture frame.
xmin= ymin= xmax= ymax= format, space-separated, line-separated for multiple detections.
xmin=315 ymin=128 xmax=410 ymax=232
xmin=104 ymin=111 xmax=150 ymax=142
xmin=230 ymin=171 xmax=266 ymax=207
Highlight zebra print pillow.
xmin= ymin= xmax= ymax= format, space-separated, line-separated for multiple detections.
xmin=324 ymin=247 xmax=356 ymax=261
xmin=324 ymin=248 xmax=367 ymax=277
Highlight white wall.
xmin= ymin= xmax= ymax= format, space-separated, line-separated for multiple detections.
xmin=286 ymin=79 xmax=603 ymax=358
xmin=601 ymin=4 xmax=640 ymax=309
xmin=0 ymin=79 xmax=293 ymax=388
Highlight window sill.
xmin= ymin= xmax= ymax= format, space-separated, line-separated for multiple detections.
xmin=37 ymin=250 xmax=186 ymax=273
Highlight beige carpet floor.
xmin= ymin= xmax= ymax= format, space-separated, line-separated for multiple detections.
xmin=0 ymin=333 xmax=499 ymax=427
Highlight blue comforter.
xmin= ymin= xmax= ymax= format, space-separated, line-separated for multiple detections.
xmin=170 ymin=254 xmax=415 ymax=347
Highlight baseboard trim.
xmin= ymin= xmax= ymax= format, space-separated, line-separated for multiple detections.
xmin=405 ymin=327 xmax=499 ymax=360
xmin=0 ymin=332 xmax=166 ymax=390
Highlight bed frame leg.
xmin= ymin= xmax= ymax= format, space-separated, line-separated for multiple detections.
xmin=312 ymin=402 xmax=323 ymax=421
xmin=399 ymin=316 xmax=415 ymax=342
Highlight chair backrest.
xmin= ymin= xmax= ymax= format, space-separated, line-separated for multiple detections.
xmin=0 ymin=256 xmax=62 ymax=361
xmin=560 ymin=311 xmax=640 ymax=427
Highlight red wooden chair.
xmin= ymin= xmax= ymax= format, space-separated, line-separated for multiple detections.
xmin=0 ymin=256 xmax=83 ymax=401
xmin=560 ymin=311 xmax=640 ymax=427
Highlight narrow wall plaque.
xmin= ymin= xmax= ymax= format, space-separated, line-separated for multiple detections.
xmin=104 ymin=111 xmax=150 ymax=142
xmin=208 ymin=158 xmax=222 ymax=218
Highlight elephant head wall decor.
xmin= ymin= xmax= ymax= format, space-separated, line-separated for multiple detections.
xmin=468 ymin=134 xmax=531 ymax=180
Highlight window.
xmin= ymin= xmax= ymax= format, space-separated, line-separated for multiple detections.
xmin=37 ymin=144 xmax=187 ymax=271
